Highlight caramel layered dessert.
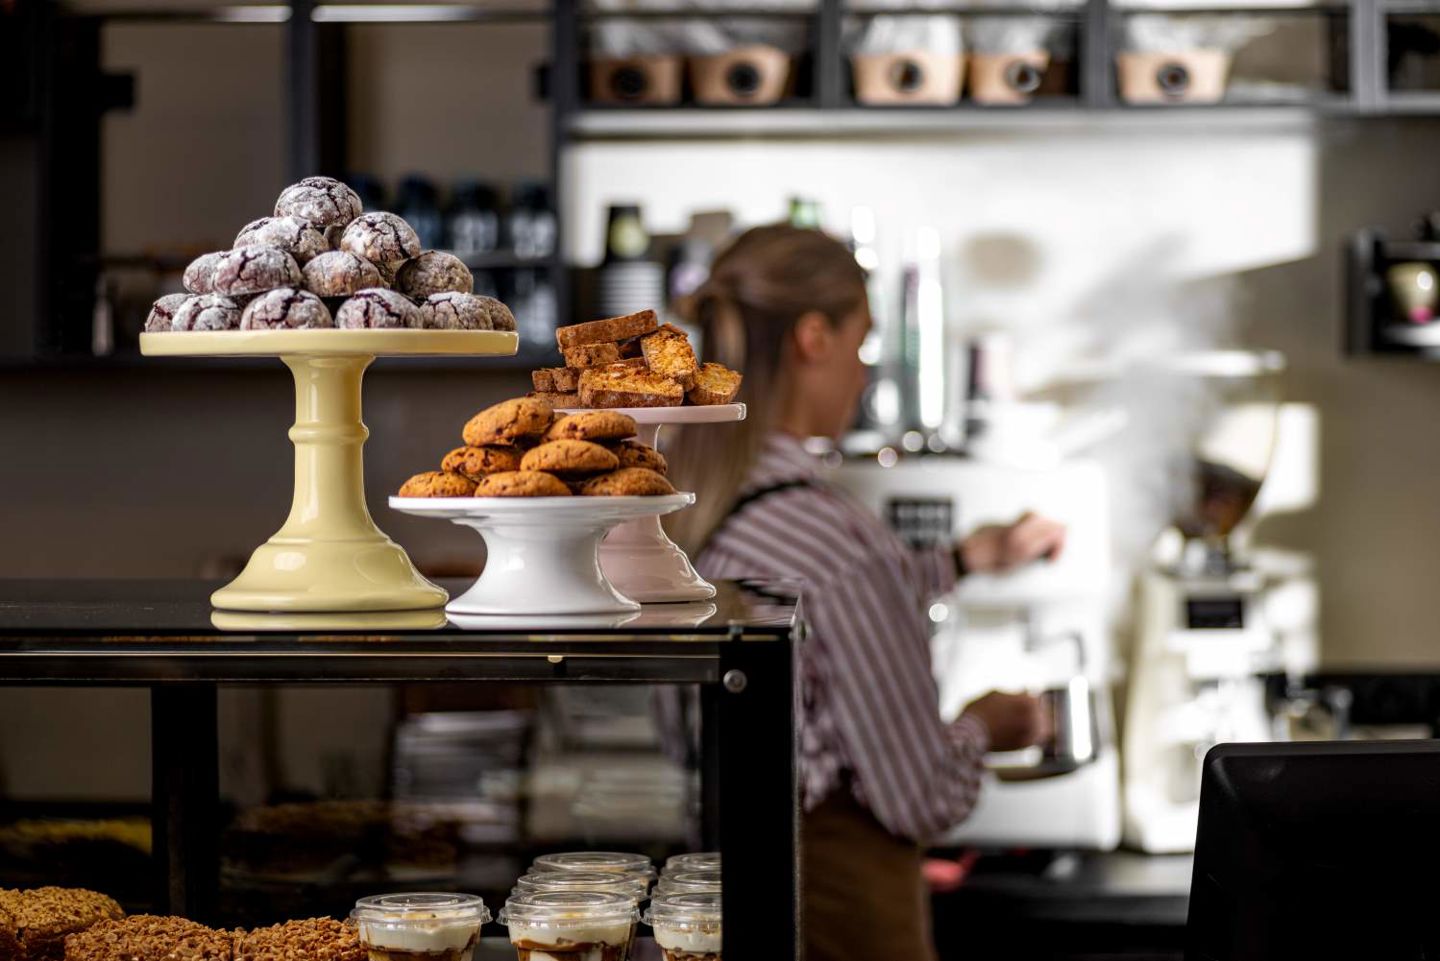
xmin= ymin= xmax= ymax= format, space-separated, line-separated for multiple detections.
xmin=350 ymin=893 xmax=490 ymax=961
xmin=645 ymin=892 xmax=721 ymax=961
xmin=500 ymin=891 xmax=637 ymax=961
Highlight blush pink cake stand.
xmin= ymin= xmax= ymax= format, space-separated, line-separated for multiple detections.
xmin=561 ymin=403 xmax=747 ymax=604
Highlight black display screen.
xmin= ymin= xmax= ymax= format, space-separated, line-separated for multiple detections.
xmin=1186 ymin=597 xmax=1245 ymax=630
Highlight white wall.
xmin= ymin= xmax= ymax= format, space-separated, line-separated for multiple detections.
xmin=563 ymin=118 xmax=1440 ymax=666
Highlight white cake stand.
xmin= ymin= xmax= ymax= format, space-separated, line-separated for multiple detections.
xmin=389 ymin=493 xmax=696 ymax=615
xmin=141 ymin=328 xmax=518 ymax=612
xmin=559 ymin=403 xmax=746 ymax=603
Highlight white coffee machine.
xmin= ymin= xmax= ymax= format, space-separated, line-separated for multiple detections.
xmin=829 ymin=453 xmax=1122 ymax=850
xmin=1122 ymin=350 xmax=1309 ymax=853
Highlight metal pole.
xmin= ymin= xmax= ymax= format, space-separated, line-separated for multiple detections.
xmin=717 ymin=632 xmax=800 ymax=960
xmin=151 ymin=685 xmax=220 ymax=921
xmin=287 ymin=0 xmax=320 ymax=179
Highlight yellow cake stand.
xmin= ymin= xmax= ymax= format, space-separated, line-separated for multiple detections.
xmin=141 ymin=329 xmax=518 ymax=612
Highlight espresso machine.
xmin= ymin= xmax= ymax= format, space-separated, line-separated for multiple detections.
xmin=1123 ymin=350 xmax=1290 ymax=853
xmin=829 ymin=453 xmax=1122 ymax=850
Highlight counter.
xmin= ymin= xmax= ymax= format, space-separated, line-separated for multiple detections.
xmin=0 ymin=578 xmax=802 ymax=960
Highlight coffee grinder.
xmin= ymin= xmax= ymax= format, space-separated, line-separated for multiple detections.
xmin=1123 ymin=350 xmax=1288 ymax=853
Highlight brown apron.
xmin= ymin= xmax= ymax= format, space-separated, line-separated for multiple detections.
xmin=803 ymin=790 xmax=936 ymax=961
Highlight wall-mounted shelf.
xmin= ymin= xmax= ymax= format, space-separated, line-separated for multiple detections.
xmin=1346 ymin=227 xmax=1440 ymax=359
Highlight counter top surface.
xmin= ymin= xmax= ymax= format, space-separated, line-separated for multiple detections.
xmin=0 ymin=578 xmax=800 ymax=683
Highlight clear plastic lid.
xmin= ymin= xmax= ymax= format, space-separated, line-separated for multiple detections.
xmin=662 ymin=852 xmax=721 ymax=875
xmin=532 ymin=851 xmax=656 ymax=881
xmin=514 ymin=870 xmax=649 ymax=903
xmin=498 ymin=890 xmax=639 ymax=928
xmin=644 ymin=891 xmax=722 ymax=929
xmin=654 ymin=870 xmax=722 ymax=896
xmin=351 ymin=892 xmax=492 ymax=927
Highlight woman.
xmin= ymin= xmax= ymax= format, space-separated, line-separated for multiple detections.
xmin=667 ymin=224 xmax=1066 ymax=961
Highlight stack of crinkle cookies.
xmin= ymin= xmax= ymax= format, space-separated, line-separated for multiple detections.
xmin=399 ymin=395 xmax=676 ymax=498
xmin=144 ymin=176 xmax=517 ymax=334
xmin=1 ymin=884 xmax=368 ymax=961
xmin=530 ymin=310 xmax=741 ymax=409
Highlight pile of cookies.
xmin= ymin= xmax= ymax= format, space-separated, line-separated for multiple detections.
xmin=398 ymin=395 xmax=677 ymax=498
xmin=529 ymin=309 xmax=742 ymax=409
xmin=144 ymin=176 xmax=517 ymax=334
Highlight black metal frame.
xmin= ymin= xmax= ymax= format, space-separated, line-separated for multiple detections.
xmin=0 ymin=589 xmax=802 ymax=960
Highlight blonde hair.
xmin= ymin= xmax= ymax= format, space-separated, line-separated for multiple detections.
xmin=665 ymin=224 xmax=867 ymax=556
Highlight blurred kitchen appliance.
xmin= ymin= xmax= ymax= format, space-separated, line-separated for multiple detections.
xmin=852 ymin=51 xmax=965 ymax=105
xmin=829 ymin=454 xmax=1121 ymax=849
xmin=1124 ymin=351 xmax=1288 ymax=854
xmin=597 ymin=203 xmax=664 ymax=319
xmin=969 ymin=52 xmax=1051 ymax=105
xmin=689 ymin=45 xmax=791 ymax=105
xmin=589 ymin=56 xmax=684 ymax=105
xmin=1117 ymin=50 xmax=1231 ymax=103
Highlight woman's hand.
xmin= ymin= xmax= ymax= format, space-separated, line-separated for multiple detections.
xmin=962 ymin=691 xmax=1050 ymax=753
xmin=960 ymin=511 xmax=1066 ymax=575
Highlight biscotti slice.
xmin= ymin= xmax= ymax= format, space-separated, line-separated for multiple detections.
xmin=561 ymin=342 xmax=621 ymax=369
xmin=555 ymin=309 xmax=659 ymax=350
xmin=532 ymin=368 xmax=556 ymax=392
xmin=551 ymin=367 xmax=580 ymax=392
xmin=641 ymin=323 xmax=700 ymax=390
xmin=687 ymin=362 xmax=743 ymax=406
xmin=579 ymin=366 xmax=685 ymax=409
xmin=529 ymin=390 xmax=582 ymax=408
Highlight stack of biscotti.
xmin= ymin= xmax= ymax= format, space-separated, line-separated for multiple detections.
xmin=62 ymin=914 xmax=366 ymax=961
xmin=397 ymin=396 xmax=677 ymax=498
xmin=0 ymin=887 xmax=123 ymax=961
xmin=529 ymin=309 xmax=743 ymax=409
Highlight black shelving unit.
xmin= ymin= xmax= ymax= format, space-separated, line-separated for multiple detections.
xmin=0 ymin=577 xmax=803 ymax=960
xmin=13 ymin=0 xmax=1440 ymax=369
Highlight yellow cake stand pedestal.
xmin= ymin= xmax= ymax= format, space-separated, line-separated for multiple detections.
xmin=141 ymin=329 xmax=519 ymax=612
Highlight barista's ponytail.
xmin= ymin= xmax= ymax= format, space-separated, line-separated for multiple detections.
xmin=665 ymin=224 xmax=867 ymax=555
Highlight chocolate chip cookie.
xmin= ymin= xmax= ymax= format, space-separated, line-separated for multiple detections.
xmin=144 ymin=293 xmax=190 ymax=332
xmin=473 ymin=471 xmax=572 ymax=497
xmin=397 ymin=470 xmax=476 ymax=497
xmin=303 ymin=250 xmax=382 ymax=298
xmin=173 ymin=294 xmax=242 ymax=331
xmin=543 ymin=410 xmax=637 ymax=443
xmin=612 ymin=438 xmax=668 ymax=474
xmin=462 ymin=396 xmax=555 ymax=447
xmin=240 ymin=287 xmax=334 ymax=330
xmin=396 ymin=251 xmax=473 ymax=300
xmin=211 ymin=245 xmax=303 ymax=297
xmin=417 ymin=292 xmax=513 ymax=331
xmin=274 ymin=176 xmax=363 ymax=232
xmin=580 ymin=467 xmax=677 ymax=496
xmin=520 ymin=440 xmax=620 ymax=476
xmin=441 ymin=445 xmax=524 ymax=480
xmin=334 ymin=288 xmax=417 ymax=329
xmin=183 ymin=251 xmax=227 ymax=294
xmin=340 ymin=212 xmax=421 ymax=264
xmin=234 ymin=215 xmax=327 ymax=265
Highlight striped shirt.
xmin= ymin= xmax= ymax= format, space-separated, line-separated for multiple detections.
xmin=697 ymin=432 xmax=990 ymax=844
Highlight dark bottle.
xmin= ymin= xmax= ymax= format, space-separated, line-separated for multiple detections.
xmin=446 ymin=181 xmax=501 ymax=258
xmin=395 ymin=175 xmax=444 ymax=251
xmin=509 ymin=181 xmax=557 ymax=259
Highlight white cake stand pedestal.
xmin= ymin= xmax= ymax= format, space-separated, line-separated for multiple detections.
xmin=141 ymin=328 xmax=518 ymax=612
xmin=561 ymin=404 xmax=746 ymax=604
xmin=390 ymin=493 xmax=696 ymax=615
